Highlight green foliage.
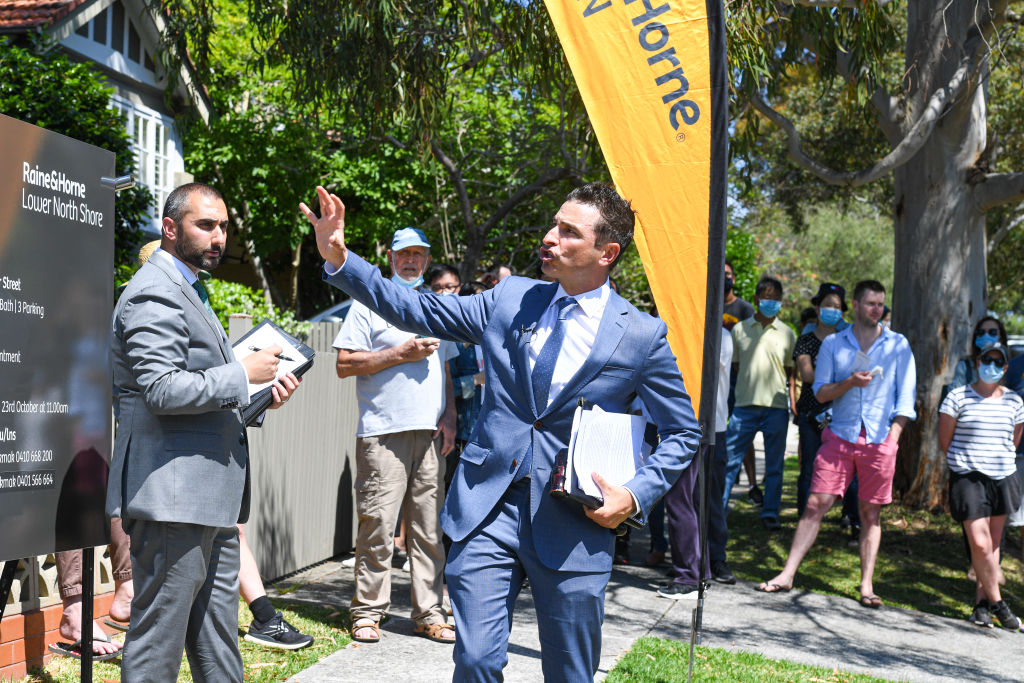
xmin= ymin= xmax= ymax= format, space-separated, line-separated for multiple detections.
xmin=739 ymin=202 xmax=893 ymax=327
xmin=725 ymin=230 xmax=760 ymax=303
xmin=206 ymin=279 xmax=310 ymax=340
xmin=0 ymin=36 xmax=152 ymax=269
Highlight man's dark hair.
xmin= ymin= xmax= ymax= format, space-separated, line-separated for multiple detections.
xmin=163 ymin=183 xmax=223 ymax=226
xmin=425 ymin=263 xmax=460 ymax=286
xmin=755 ymin=275 xmax=783 ymax=299
xmin=853 ymin=279 xmax=886 ymax=301
xmin=724 ymin=259 xmax=734 ymax=271
xmin=800 ymin=306 xmax=817 ymax=327
xmin=565 ymin=183 xmax=635 ymax=266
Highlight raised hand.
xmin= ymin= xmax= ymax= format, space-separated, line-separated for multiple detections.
xmin=300 ymin=185 xmax=347 ymax=269
xmin=400 ymin=337 xmax=441 ymax=362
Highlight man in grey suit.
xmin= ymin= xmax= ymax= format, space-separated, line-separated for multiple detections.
xmin=107 ymin=183 xmax=299 ymax=681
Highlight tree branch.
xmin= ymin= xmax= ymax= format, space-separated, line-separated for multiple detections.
xmin=988 ymin=209 xmax=1024 ymax=252
xmin=975 ymin=172 xmax=1024 ymax=211
xmin=751 ymin=51 xmax=973 ymax=187
xmin=430 ymin=141 xmax=478 ymax=234
xmin=478 ymin=166 xmax=577 ymax=235
xmin=780 ymin=0 xmax=895 ymax=6
xmin=834 ymin=49 xmax=903 ymax=143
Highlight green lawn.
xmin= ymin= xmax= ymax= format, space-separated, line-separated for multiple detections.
xmin=725 ymin=456 xmax=1024 ymax=620
xmin=606 ymin=637 xmax=892 ymax=682
xmin=27 ymin=599 xmax=351 ymax=682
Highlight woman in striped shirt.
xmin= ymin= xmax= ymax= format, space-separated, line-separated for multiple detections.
xmin=939 ymin=341 xmax=1024 ymax=630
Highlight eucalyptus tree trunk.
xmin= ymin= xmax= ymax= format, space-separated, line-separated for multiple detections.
xmin=890 ymin=1 xmax=991 ymax=509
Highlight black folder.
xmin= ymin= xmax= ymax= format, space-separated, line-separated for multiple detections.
xmin=232 ymin=319 xmax=315 ymax=426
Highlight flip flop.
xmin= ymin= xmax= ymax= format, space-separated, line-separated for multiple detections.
xmin=859 ymin=594 xmax=883 ymax=608
xmin=48 ymin=634 xmax=121 ymax=661
xmin=103 ymin=618 xmax=130 ymax=632
xmin=757 ymin=582 xmax=792 ymax=593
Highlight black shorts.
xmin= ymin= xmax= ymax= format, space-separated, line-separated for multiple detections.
xmin=948 ymin=470 xmax=1022 ymax=522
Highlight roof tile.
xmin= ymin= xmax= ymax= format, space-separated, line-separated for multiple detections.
xmin=0 ymin=0 xmax=88 ymax=31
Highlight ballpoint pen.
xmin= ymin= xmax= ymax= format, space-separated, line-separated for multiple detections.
xmin=248 ymin=345 xmax=295 ymax=362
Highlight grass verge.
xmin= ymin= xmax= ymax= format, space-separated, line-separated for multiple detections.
xmin=726 ymin=456 xmax=1024 ymax=620
xmin=25 ymin=598 xmax=351 ymax=682
xmin=606 ymin=637 xmax=892 ymax=682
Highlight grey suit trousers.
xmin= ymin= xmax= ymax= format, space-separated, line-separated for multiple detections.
xmin=121 ymin=519 xmax=242 ymax=683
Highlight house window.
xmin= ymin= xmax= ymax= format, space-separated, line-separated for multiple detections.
xmin=110 ymin=95 xmax=184 ymax=234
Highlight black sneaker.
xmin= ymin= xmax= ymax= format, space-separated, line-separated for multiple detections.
xmin=657 ymin=583 xmax=699 ymax=600
xmin=747 ymin=485 xmax=764 ymax=506
xmin=711 ymin=561 xmax=737 ymax=585
xmin=245 ymin=611 xmax=315 ymax=650
xmin=762 ymin=517 xmax=782 ymax=532
xmin=971 ymin=600 xmax=993 ymax=628
xmin=990 ymin=600 xmax=1021 ymax=631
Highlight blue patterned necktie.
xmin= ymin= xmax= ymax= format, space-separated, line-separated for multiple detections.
xmin=514 ymin=296 xmax=578 ymax=483
xmin=532 ymin=296 xmax=578 ymax=411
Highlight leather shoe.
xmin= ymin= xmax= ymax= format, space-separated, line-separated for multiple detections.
xmin=711 ymin=561 xmax=736 ymax=585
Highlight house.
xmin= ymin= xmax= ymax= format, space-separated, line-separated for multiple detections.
xmin=0 ymin=1 xmax=210 ymax=677
xmin=1 ymin=0 xmax=211 ymax=234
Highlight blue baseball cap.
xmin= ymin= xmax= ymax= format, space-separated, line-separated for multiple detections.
xmin=391 ymin=227 xmax=430 ymax=252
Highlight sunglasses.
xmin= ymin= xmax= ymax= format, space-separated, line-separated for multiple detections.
xmin=980 ymin=356 xmax=1007 ymax=368
xmin=976 ymin=327 xmax=1000 ymax=336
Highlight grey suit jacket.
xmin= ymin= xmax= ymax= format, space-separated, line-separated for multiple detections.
xmin=106 ymin=254 xmax=252 ymax=527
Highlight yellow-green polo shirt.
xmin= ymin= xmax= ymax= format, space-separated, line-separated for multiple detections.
xmin=731 ymin=317 xmax=795 ymax=410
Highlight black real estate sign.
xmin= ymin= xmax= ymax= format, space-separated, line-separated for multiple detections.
xmin=0 ymin=113 xmax=114 ymax=561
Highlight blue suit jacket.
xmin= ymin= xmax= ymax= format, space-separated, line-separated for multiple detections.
xmin=326 ymin=253 xmax=701 ymax=572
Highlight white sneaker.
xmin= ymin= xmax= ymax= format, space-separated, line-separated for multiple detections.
xmin=402 ymin=558 xmax=411 ymax=572
xmin=341 ymin=555 xmax=356 ymax=568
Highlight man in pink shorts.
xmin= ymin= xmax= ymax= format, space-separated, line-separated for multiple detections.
xmin=759 ymin=280 xmax=916 ymax=608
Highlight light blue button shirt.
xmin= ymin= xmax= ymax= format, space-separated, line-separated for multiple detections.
xmin=812 ymin=325 xmax=917 ymax=444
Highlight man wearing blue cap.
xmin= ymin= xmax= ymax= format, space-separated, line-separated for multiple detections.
xmin=332 ymin=226 xmax=459 ymax=645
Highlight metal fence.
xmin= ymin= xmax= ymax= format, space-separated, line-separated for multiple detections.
xmin=230 ymin=316 xmax=359 ymax=581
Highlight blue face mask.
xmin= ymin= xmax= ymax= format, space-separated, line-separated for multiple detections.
xmin=758 ymin=299 xmax=781 ymax=318
xmin=979 ymin=361 xmax=1005 ymax=384
xmin=819 ymin=307 xmax=843 ymax=327
xmin=975 ymin=333 xmax=999 ymax=350
xmin=392 ymin=273 xmax=424 ymax=289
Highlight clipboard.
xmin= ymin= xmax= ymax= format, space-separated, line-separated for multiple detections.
xmin=549 ymin=398 xmax=656 ymax=531
xmin=232 ymin=319 xmax=315 ymax=426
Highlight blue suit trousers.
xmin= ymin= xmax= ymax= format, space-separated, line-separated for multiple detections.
xmin=445 ymin=480 xmax=608 ymax=682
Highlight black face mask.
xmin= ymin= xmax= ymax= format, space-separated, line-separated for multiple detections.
xmin=724 ymin=276 xmax=734 ymax=295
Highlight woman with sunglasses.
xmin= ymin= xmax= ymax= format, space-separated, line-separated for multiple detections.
xmin=949 ymin=317 xmax=1009 ymax=390
xmin=939 ymin=341 xmax=1023 ymax=630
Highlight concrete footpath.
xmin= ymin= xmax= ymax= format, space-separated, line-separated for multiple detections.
xmin=275 ymin=548 xmax=1024 ymax=683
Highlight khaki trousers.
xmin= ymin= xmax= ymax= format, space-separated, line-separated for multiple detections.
xmin=352 ymin=430 xmax=446 ymax=625
xmin=56 ymin=516 xmax=132 ymax=598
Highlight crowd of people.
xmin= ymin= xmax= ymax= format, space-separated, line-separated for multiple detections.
xmin=73 ymin=178 xmax=1023 ymax=682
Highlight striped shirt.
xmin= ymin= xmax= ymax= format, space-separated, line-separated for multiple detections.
xmin=940 ymin=385 xmax=1024 ymax=478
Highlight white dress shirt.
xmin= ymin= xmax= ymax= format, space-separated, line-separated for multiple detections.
xmin=528 ymin=280 xmax=611 ymax=408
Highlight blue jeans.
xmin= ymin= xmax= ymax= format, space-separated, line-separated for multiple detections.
xmin=723 ymin=406 xmax=789 ymax=520
xmin=796 ymin=413 xmax=860 ymax=524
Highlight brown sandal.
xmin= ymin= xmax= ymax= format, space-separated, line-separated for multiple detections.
xmin=352 ymin=619 xmax=381 ymax=643
xmin=414 ymin=622 xmax=456 ymax=644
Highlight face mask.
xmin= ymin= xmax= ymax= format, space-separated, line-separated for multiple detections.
xmin=975 ymin=333 xmax=999 ymax=350
xmin=758 ymin=299 xmax=781 ymax=318
xmin=979 ymin=361 xmax=1005 ymax=384
xmin=392 ymin=273 xmax=423 ymax=289
xmin=724 ymin=277 xmax=734 ymax=294
xmin=819 ymin=307 xmax=843 ymax=327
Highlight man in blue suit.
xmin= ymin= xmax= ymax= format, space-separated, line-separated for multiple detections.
xmin=302 ymin=183 xmax=700 ymax=681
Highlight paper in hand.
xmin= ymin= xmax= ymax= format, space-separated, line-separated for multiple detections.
xmin=573 ymin=405 xmax=647 ymax=499
xmin=233 ymin=323 xmax=306 ymax=394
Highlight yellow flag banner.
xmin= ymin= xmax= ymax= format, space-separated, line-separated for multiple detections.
xmin=544 ymin=0 xmax=727 ymax=427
